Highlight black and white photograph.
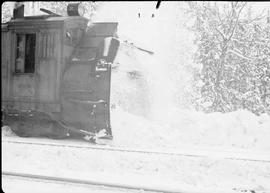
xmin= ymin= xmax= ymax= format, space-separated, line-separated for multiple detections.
xmin=1 ymin=1 xmax=270 ymax=193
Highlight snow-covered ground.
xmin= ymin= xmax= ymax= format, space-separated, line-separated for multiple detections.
xmin=2 ymin=110 xmax=270 ymax=193
xmin=2 ymin=137 xmax=270 ymax=193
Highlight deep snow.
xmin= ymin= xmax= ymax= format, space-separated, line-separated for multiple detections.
xmin=111 ymin=108 xmax=270 ymax=150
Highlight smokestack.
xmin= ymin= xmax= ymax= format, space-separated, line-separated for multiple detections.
xmin=13 ymin=2 xmax=24 ymax=19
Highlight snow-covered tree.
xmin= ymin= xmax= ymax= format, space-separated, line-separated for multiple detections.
xmin=1 ymin=2 xmax=13 ymax=23
xmin=187 ymin=2 xmax=270 ymax=115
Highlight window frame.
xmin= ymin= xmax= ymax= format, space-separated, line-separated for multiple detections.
xmin=14 ymin=32 xmax=37 ymax=75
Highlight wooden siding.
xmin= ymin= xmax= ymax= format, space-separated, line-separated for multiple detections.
xmin=1 ymin=30 xmax=12 ymax=101
xmin=2 ymin=23 xmax=63 ymax=112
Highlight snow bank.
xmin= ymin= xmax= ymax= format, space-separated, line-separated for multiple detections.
xmin=111 ymin=108 xmax=270 ymax=150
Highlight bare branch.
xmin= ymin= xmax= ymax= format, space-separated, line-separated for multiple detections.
xmin=241 ymin=10 xmax=267 ymax=25
xmin=228 ymin=49 xmax=259 ymax=61
xmin=215 ymin=28 xmax=226 ymax=41
xmin=227 ymin=2 xmax=247 ymax=41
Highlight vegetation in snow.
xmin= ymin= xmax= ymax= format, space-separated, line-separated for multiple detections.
xmin=186 ymin=2 xmax=270 ymax=115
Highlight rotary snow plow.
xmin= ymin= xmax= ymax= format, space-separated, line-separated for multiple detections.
xmin=1 ymin=4 xmax=153 ymax=143
xmin=60 ymin=32 xmax=120 ymax=142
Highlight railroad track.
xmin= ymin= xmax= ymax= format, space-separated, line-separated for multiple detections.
xmin=3 ymin=138 xmax=269 ymax=193
xmin=2 ymin=137 xmax=270 ymax=162
xmin=2 ymin=170 xmax=235 ymax=193
xmin=2 ymin=170 xmax=160 ymax=193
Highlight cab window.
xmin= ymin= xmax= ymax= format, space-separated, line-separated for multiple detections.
xmin=15 ymin=34 xmax=36 ymax=73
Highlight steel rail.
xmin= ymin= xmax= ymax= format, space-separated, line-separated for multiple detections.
xmin=2 ymin=170 xmax=215 ymax=193
xmin=2 ymin=138 xmax=270 ymax=163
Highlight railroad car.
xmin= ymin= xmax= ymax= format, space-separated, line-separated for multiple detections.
xmin=2 ymin=3 xmax=153 ymax=142
xmin=1 ymin=4 xmax=126 ymax=142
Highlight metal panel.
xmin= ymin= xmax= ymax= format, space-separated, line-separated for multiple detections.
xmin=79 ymin=36 xmax=107 ymax=48
xmin=86 ymin=23 xmax=118 ymax=37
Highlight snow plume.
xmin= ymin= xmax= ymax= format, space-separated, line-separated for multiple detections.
xmin=93 ymin=2 xmax=197 ymax=121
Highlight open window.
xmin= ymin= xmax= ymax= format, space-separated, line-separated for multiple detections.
xmin=15 ymin=34 xmax=36 ymax=73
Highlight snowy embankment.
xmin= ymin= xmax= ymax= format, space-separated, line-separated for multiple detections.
xmin=111 ymin=108 xmax=270 ymax=151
